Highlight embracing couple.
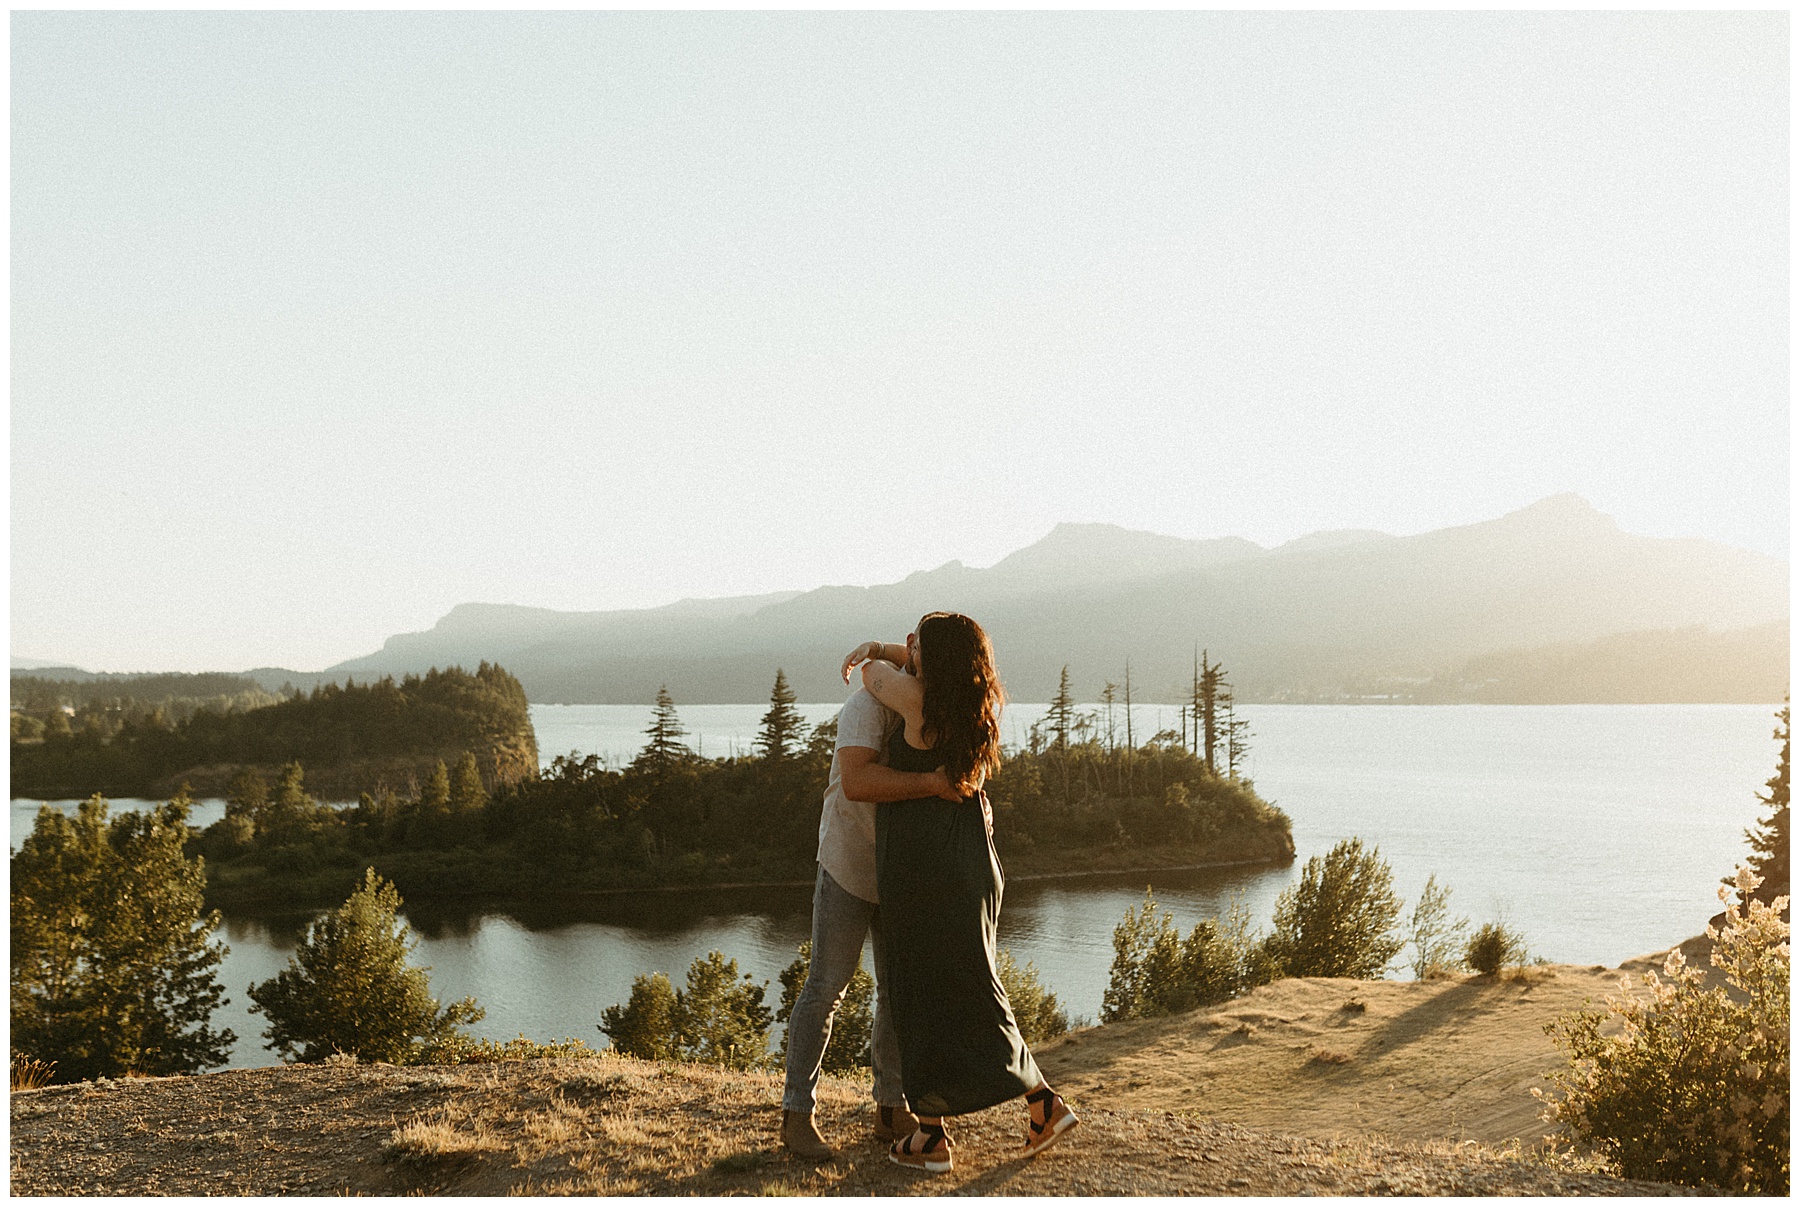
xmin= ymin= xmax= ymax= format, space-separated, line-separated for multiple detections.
xmin=779 ymin=611 xmax=1078 ymax=1173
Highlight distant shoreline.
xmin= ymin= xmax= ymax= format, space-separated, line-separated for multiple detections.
xmin=437 ymin=854 xmax=1283 ymax=898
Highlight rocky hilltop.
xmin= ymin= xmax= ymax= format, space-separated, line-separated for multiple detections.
xmin=10 ymin=1051 xmax=1679 ymax=1198
xmin=10 ymin=951 xmax=1711 ymax=1197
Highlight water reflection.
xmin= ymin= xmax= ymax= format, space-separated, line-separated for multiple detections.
xmin=399 ymin=882 xmax=819 ymax=940
xmin=202 ymin=860 xmax=1292 ymax=1068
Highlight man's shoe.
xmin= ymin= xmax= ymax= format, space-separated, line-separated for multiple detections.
xmin=874 ymin=1104 xmax=920 ymax=1143
xmin=781 ymin=1110 xmax=836 ymax=1161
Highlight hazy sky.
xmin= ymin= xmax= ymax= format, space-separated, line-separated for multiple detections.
xmin=11 ymin=11 xmax=1788 ymax=673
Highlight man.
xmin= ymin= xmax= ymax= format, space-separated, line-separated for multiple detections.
xmin=780 ymin=636 xmax=952 ymax=1160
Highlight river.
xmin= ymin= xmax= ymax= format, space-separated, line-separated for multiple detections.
xmin=10 ymin=702 xmax=1779 ymax=1070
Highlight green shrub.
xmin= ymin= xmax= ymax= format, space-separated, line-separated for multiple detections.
xmin=598 ymin=973 xmax=679 ymax=1061
xmin=675 ymin=951 xmax=773 ymax=1069
xmin=1407 ymin=872 xmax=1470 ymax=979
xmin=774 ymin=942 xmax=873 ymax=1073
xmin=246 ymin=867 xmax=484 ymax=1064
xmin=1463 ymin=922 xmax=1528 ymax=975
xmin=11 ymin=794 xmax=234 ymax=1082
xmin=1538 ymin=869 xmax=1789 ymax=1194
xmin=1262 ymin=838 xmax=1403 ymax=979
xmin=1102 ymin=890 xmax=1268 ymax=1022
xmin=996 ymin=949 xmax=1069 ymax=1044
xmin=600 ymin=951 xmax=772 ymax=1071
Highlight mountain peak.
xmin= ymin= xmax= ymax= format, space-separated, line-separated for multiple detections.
xmin=1497 ymin=493 xmax=1618 ymax=531
xmin=987 ymin=522 xmax=1264 ymax=587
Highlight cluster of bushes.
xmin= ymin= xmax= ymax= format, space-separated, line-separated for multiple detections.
xmin=11 ymin=663 xmax=536 ymax=800
xmin=10 ymin=798 xmax=587 ymax=1085
xmin=597 ymin=940 xmax=1069 ymax=1074
xmin=987 ymin=739 xmax=1291 ymax=861
xmin=1538 ymin=869 xmax=1788 ymax=1195
xmin=1535 ymin=706 xmax=1790 ymax=1195
xmin=1090 ymin=702 xmax=1792 ymax=1193
xmin=1099 ymin=838 xmax=1533 ymax=1024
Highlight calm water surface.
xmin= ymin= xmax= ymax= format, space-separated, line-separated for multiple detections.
xmin=11 ymin=702 xmax=1778 ymax=1069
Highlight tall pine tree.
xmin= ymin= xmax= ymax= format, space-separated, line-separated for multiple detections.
xmin=1741 ymin=703 xmax=1789 ymax=912
xmin=1047 ymin=666 xmax=1077 ymax=752
xmin=1198 ymin=649 xmax=1224 ymax=775
xmin=11 ymin=794 xmax=235 ymax=1082
xmin=636 ymin=686 xmax=692 ymax=773
xmin=247 ymin=867 xmax=483 ymax=1064
xmin=755 ymin=669 xmax=808 ymax=761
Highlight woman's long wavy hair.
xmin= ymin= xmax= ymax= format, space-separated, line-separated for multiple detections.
xmin=916 ymin=612 xmax=1006 ymax=796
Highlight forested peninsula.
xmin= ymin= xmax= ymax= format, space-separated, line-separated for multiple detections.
xmin=12 ymin=660 xmax=1294 ymax=908
xmin=10 ymin=663 xmax=537 ymax=801
xmin=189 ymin=678 xmax=1289 ymax=908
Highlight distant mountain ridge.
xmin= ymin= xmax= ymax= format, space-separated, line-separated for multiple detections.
xmin=318 ymin=494 xmax=1787 ymax=704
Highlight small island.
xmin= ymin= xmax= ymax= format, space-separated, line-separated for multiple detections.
xmin=12 ymin=663 xmax=1293 ymax=910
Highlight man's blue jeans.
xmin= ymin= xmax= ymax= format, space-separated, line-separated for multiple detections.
xmin=781 ymin=865 xmax=905 ymax=1113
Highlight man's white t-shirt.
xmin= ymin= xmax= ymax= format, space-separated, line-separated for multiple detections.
xmin=817 ymin=688 xmax=899 ymax=905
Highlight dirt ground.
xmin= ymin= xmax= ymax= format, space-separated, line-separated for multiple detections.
xmin=10 ymin=1054 xmax=1687 ymax=1197
xmin=10 ymin=946 xmax=1710 ymax=1197
xmin=1034 ymin=960 xmax=1661 ymax=1147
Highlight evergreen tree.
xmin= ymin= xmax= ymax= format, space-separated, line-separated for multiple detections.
xmin=755 ymin=669 xmax=808 ymax=762
xmin=247 ymin=867 xmax=483 ymax=1064
xmin=445 ymin=751 xmax=488 ymax=847
xmin=1122 ymin=661 xmax=1135 ymax=796
xmin=635 ymin=686 xmax=691 ymax=773
xmin=1101 ymin=889 xmax=1266 ymax=1022
xmin=1047 ymin=666 xmax=1076 ymax=752
xmin=449 ymin=751 xmax=488 ymax=815
xmin=11 ymin=794 xmax=234 ymax=1082
xmin=399 ymin=759 xmax=454 ymax=847
xmin=218 ymin=768 xmax=267 ymax=848
xmin=1122 ymin=662 xmax=1134 ymax=750
xmin=995 ymin=949 xmax=1069 ymax=1044
xmin=1264 ymin=838 xmax=1405 ymax=979
xmin=260 ymin=761 xmax=332 ymax=847
xmin=1742 ymin=704 xmax=1789 ymax=911
xmin=673 ymin=951 xmax=772 ymax=1070
xmin=418 ymin=760 xmax=452 ymax=816
xmin=599 ymin=972 xmax=680 ymax=1061
xmin=1223 ymin=689 xmax=1252 ymax=779
xmin=1197 ymin=649 xmax=1225 ymax=775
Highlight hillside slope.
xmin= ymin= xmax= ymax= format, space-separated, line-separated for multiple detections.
xmin=10 ymin=1052 xmax=1681 ymax=1197
xmin=1034 ymin=962 xmax=1648 ymax=1147
xmin=323 ymin=494 xmax=1786 ymax=703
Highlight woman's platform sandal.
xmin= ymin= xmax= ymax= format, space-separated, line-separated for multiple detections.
xmin=889 ymin=1123 xmax=953 ymax=1174
xmin=1022 ymin=1087 xmax=1079 ymax=1157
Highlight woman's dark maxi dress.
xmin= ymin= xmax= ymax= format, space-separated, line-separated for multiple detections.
xmin=877 ymin=726 xmax=1043 ymax=1117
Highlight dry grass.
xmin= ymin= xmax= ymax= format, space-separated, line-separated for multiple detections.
xmin=382 ymin=1112 xmax=506 ymax=1167
xmin=11 ymin=1056 xmax=57 ymax=1092
xmin=8 ymin=1052 xmax=1691 ymax=1197
xmin=1034 ymin=956 xmax=1702 ymax=1147
xmin=9 ymin=949 xmax=1715 ymax=1197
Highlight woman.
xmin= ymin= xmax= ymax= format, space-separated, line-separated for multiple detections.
xmin=841 ymin=612 xmax=1078 ymax=1173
